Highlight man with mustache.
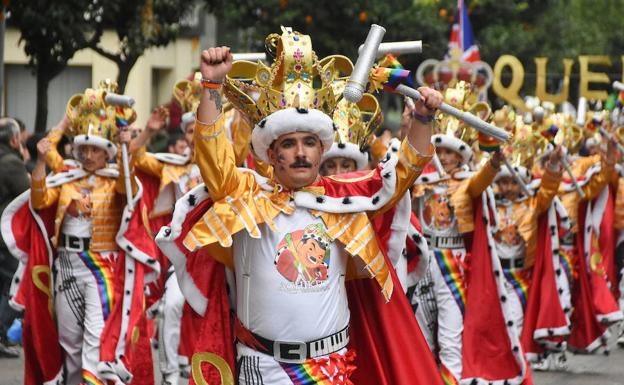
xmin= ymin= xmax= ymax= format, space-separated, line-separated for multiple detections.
xmin=156 ymin=27 xmax=443 ymax=385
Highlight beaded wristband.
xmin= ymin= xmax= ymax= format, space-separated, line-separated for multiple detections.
xmin=201 ymin=78 xmax=224 ymax=89
xmin=410 ymin=111 xmax=435 ymax=124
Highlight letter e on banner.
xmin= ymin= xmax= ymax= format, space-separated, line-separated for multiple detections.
xmin=579 ymin=55 xmax=611 ymax=101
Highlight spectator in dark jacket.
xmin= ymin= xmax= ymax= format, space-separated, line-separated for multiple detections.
xmin=0 ymin=117 xmax=29 ymax=357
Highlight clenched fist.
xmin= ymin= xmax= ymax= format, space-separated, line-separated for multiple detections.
xmin=37 ymin=138 xmax=52 ymax=158
xmin=200 ymin=46 xmax=233 ymax=82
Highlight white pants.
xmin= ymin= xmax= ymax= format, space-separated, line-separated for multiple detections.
xmin=158 ymin=273 xmax=185 ymax=377
xmin=502 ymin=278 xmax=525 ymax=334
xmin=54 ymin=249 xmax=116 ymax=385
xmin=411 ymin=254 xmax=463 ymax=380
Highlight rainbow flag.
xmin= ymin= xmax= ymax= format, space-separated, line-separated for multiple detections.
xmin=477 ymin=132 xmax=501 ymax=152
xmin=433 ymin=249 xmax=466 ymax=314
xmin=115 ymin=106 xmax=129 ymax=127
xmin=502 ymin=268 xmax=531 ymax=309
xmin=541 ymin=123 xmax=559 ymax=142
xmin=585 ymin=116 xmax=601 ymax=133
xmin=378 ymin=54 xmax=415 ymax=87
xmin=78 ymin=250 xmax=115 ymax=320
xmin=370 ymin=66 xmax=411 ymax=93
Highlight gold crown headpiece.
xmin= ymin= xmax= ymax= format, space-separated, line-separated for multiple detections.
xmin=224 ymin=26 xmax=342 ymax=125
xmin=332 ymin=94 xmax=383 ymax=148
xmin=435 ymin=81 xmax=491 ymax=146
xmin=65 ymin=79 xmax=136 ymax=140
xmin=491 ymin=106 xmax=516 ymax=134
xmin=173 ymin=72 xmax=202 ymax=114
xmin=505 ymin=119 xmax=549 ymax=169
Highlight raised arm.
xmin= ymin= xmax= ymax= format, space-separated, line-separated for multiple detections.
xmin=31 ymin=138 xmax=60 ymax=209
xmin=42 ymin=115 xmax=70 ymax=173
xmin=466 ymin=152 xmax=503 ymax=199
xmin=534 ymin=146 xmax=563 ymax=214
xmin=229 ymin=109 xmax=253 ymax=167
xmin=130 ymin=107 xmax=169 ymax=177
xmin=194 ymin=46 xmax=245 ymax=201
xmin=581 ymin=140 xmax=616 ymax=201
xmin=372 ymin=88 xmax=439 ymax=217
xmin=114 ymin=127 xmax=138 ymax=196
xmin=129 ymin=106 xmax=168 ymax=154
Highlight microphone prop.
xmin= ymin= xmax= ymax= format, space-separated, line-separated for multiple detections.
xmin=359 ymin=41 xmax=422 ymax=57
xmin=576 ymin=97 xmax=587 ymax=127
xmin=396 ymin=84 xmax=511 ymax=142
xmin=613 ymin=81 xmax=624 ymax=93
xmin=345 ymin=24 xmax=386 ymax=103
xmin=105 ymin=93 xmax=135 ymax=108
xmin=560 ymin=154 xmax=585 ymax=199
xmin=105 ymin=93 xmax=135 ymax=210
xmin=232 ymin=52 xmax=267 ymax=62
xmin=598 ymin=126 xmax=624 ymax=154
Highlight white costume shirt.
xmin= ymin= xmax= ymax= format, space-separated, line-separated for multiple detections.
xmin=233 ymin=207 xmax=350 ymax=342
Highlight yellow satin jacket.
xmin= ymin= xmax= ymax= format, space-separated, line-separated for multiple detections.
xmin=185 ymin=114 xmax=433 ymax=300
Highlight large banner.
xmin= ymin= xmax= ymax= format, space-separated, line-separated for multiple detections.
xmin=492 ymin=55 xmax=624 ymax=110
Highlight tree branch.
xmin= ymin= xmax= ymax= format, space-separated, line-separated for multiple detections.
xmin=89 ymin=44 xmax=122 ymax=65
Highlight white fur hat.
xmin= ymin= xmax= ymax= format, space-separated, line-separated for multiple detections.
xmin=495 ymin=164 xmax=532 ymax=185
xmin=251 ymin=108 xmax=335 ymax=164
xmin=72 ymin=134 xmax=117 ymax=160
xmin=181 ymin=111 xmax=196 ymax=132
xmin=431 ymin=134 xmax=474 ymax=165
xmin=321 ymin=142 xmax=369 ymax=171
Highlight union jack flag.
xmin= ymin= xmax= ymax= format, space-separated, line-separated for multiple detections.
xmin=447 ymin=0 xmax=481 ymax=63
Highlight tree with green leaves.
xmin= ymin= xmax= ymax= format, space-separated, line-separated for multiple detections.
xmin=8 ymin=0 xmax=104 ymax=132
xmin=204 ymin=0 xmax=448 ymax=68
xmin=89 ymin=0 xmax=199 ymax=93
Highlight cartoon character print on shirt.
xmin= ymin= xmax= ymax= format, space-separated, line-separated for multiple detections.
xmin=422 ymin=192 xmax=455 ymax=231
xmin=494 ymin=211 xmax=523 ymax=246
xmin=275 ymin=224 xmax=332 ymax=287
xmin=67 ymin=178 xmax=94 ymax=218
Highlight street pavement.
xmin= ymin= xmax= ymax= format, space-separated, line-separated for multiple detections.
xmin=2 ymin=344 xmax=624 ymax=384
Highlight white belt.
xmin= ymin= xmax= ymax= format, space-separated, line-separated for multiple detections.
xmin=425 ymin=234 xmax=465 ymax=249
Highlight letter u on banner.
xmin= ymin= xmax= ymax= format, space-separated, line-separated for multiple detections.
xmin=535 ymin=57 xmax=574 ymax=104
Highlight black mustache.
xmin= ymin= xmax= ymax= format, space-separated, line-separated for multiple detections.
xmin=290 ymin=160 xmax=312 ymax=168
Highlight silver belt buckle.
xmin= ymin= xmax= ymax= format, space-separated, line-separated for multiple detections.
xmin=273 ymin=340 xmax=307 ymax=364
xmin=65 ymin=235 xmax=84 ymax=252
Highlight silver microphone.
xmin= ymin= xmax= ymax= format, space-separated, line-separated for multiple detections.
xmin=345 ymin=24 xmax=386 ymax=103
xmin=232 ymin=52 xmax=267 ymax=62
xmin=359 ymin=40 xmax=422 ymax=57
xmin=613 ymin=81 xmax=624 ymax=92
xmin=576 ymin=97 xmax=587 ymax=127
xmin=396 ymin=84 xmax=511 ymax=142
xmin=105 ymin=93 xmax=135 ymax=108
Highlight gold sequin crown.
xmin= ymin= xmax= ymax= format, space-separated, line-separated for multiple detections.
xmin=65 ymin=79 xmax=136 ymax=140
xmin=435 ymin=80 xmax=491 ymax=145
xmin=173 ymin=72 xmax=202 ymax=114
xmin=224 ymin=26 xmax=343 ymax=124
